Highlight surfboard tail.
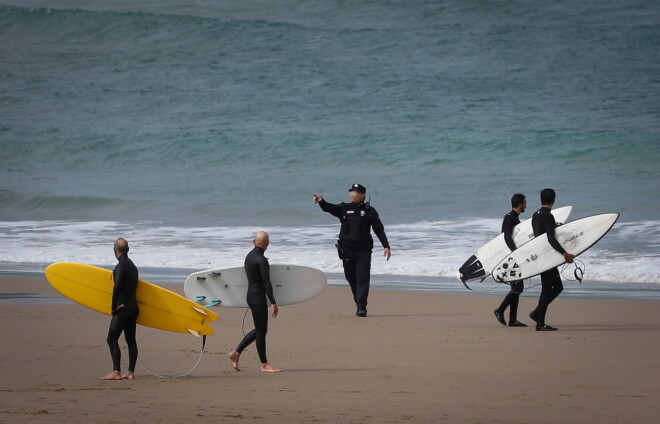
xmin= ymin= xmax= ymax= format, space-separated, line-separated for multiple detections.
xmin=458 ymin=255 xmax=486 ymax=285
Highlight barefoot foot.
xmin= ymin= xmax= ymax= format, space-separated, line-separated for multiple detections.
xmin=229 ymin=350 xmax=241 ymax=371
xmin=261 ymin=363 xmax=282 ymax=373
xmin=100 ymin=371 xmax=122 ymax=380
xmin=122 ymin=371 xmax=136 ymax=380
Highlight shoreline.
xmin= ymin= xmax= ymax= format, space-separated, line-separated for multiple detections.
xmin=1 ymin=275 xmax=659 ymax=423
xmin=3 ymin=269 xmax=660 ymax=302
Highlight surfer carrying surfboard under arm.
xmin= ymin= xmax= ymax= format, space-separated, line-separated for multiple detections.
xmin=229 ymin=231 xmax=281 ymax=373
xmin=493 ymin=194 xmax=529 ymax=328
xmin=101 ymin=238 xmax=140 ymax=380
xmin=529 ymin=189 xmax=575 ymax=332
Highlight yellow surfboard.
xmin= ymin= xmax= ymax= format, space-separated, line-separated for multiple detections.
xmin=45 ymin=262 xmax=219 ymax=336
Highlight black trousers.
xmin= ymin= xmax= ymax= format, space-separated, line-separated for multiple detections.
xmin=342 ymin=249 xmax=372 ymax=310
xmin=533 ymin=267 xmax=563 ymax=324
xmin=497 ymin=280 xmax=524 ymax=322
xmin=235 ymin=303 xmax=269 ymax=363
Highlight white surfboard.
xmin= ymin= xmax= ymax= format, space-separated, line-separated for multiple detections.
xmin=184 ymin=265 xmax=327 ymax=308
xmin=492 ymin=213 xmax=619 ymax=283
xmin=458 ymin=206 xmax=572 ymax=287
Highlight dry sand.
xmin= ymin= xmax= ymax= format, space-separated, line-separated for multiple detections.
xmin=1 ymin=276 xmax=658 ymax=423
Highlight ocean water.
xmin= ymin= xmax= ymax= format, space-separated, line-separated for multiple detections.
xmin=1 ymin=1 xmax=659 ymax=288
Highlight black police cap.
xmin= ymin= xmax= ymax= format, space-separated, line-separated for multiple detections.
xmin=348 ymin=183 xmax=366 ymax=193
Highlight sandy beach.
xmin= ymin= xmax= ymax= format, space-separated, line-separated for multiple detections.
xmin=1 ymin=276 xmax=658 ymax=424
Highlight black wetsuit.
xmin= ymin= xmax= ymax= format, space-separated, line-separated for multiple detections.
xmin=318 ymin=199 xmax=390 ymax=311
xmin=107 ymin=254 xmax=139 ymax=373
xmin=496 ymin=209 xmax=524 ymax=323
xmin=530 ymin=207 xmax=566 ymax=324
xmin=235 ymin=246 xmax=276 ymax=364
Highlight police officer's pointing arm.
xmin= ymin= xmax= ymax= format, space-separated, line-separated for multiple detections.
xmin=313 ymin=194 xmax=342 ymax=218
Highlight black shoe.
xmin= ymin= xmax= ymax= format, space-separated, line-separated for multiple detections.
xmin=529 ymin=311 xmax=541 ymax=325
xmin=509 ymin=321 xmax=528 ymax=327
xmin=536 ymin=324 xmax=558 ymax=331
xmin=356 ymin=309 xmax=367 ymax=317
xmin=493 ymin=309 xmax=506 ymax=326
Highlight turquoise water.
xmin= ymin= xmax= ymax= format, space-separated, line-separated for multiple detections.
xmin=1 ymin=1 xmax=658 ymax=285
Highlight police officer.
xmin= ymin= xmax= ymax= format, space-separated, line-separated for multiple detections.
xmin=313 ymin=184 xmax=391 ymax=317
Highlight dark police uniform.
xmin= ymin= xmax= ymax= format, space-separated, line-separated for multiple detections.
xmin=317 ymin=185 xmax=390 ymax=314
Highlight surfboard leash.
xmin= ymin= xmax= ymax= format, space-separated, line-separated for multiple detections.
xmin=492 ymin=277 xmax=536 ymax=294
xmin=462 ymin=276 xmax=514 ymax=293
xmin=137 ymin=335 xmax=207 ymax=379
xmin=561 ymin=259 xmax=586 ymax=283
xmin=241 ymin=307 xmax=250 ymax=336
xmin=520 ymin=260 xmax=586 ymax=293
xmin=524 ymin=278 xmax=539 ymax=292
xmin=472 ymin=281 xmax=502 ymax=293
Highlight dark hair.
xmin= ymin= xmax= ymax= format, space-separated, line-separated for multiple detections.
xmin=511 ymin=193 xmax=526 ymax=208
xmin=540 ymin=188 xmax=556 ymax=205
xmin=114 ymin=238 xmax=130 ymax=254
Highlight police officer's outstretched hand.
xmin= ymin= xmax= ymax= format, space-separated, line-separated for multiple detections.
xmin=384 ymin=248 xmax=391 ymax=261
xmin=312 ymin=194 xmax=323 ymax=203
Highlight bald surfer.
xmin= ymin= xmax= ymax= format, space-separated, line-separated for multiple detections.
xmin=101 ymin=238 xmax=139 ymax=380
xmin=229 ymin=231 xmax=281 ymax=372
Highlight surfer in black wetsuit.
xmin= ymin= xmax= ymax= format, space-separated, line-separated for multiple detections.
xmin=529 ymin=189 xmax=575 ymax=332
xmin=229 ymin=231 xmax=281 ymax=373
xmin=494 ymin=194 xmax=528 ymax=327
xmin=101 ymin=238 xmax=139 ymax=380
xmin=313 ymin=183 xmax=391 ymax=317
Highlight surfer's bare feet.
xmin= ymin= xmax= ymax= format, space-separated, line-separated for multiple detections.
xmin=229 ymin=350 xmax=241 ymax=371
xmin=122 ymin=371 xmax=136 ymax=380
xmin=261 ymin=363 xmax=282 ymax=373
xmin=100 ymin=371 xmax=122 ymax=380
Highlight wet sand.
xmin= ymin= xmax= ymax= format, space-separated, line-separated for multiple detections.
xmin=1 ymin=276 xmax=658 ymax=423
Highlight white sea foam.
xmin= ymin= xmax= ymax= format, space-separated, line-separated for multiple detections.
xmin=2 ymin=219 xmax=658 ymax=285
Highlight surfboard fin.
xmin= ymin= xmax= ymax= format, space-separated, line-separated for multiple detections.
xmin=193 ymin=307 xmax=209 ymax=315
xmin=196 ymin=277 xmax=207 ymax=281
xmin=457 ymin=270 xmax=472 ymax=290
xmin=206 ymin=300 xmax=221 ymax=307
xmin=195 ymin=296 xmax=206 ymax=301
xmin=209 ymin=272 xmax=222 ymax=277
xmin=187 ymin=329 xmax=201 ymax=337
